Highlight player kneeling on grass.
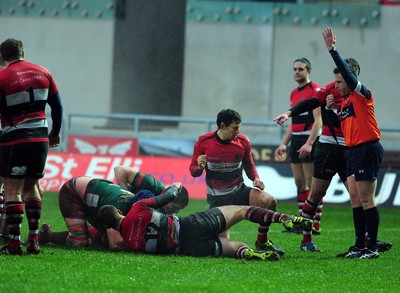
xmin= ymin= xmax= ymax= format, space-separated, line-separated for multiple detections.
xmin=98 ymin=183 xmax=312 ymax=261
xmin=39 ymin=176 xmax=188 ymax=250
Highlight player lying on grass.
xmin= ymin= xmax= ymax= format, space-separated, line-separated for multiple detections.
xmin=98 ymin=183 xmax=313 ymax=261
xmin=39 ymin=175 xmax=188 ymax=250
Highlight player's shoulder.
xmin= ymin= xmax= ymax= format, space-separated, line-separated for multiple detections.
xmin=198 ymin=131 xmax=216 ymax=142
xmin=310 ymin=81 xmax=321 ymax=93
xmin=236 ymin=133 xmax=250 ymax=142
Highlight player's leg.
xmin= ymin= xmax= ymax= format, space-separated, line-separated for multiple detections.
xmin=291 ymin=163 xmax=309 ymax=215
xmin=23 ymin=177 xmax=43 ymax=254
xmin=300 ymin=177 xmax=329 ymax=252
xmin=248 ymin=188 xmax=283 ymax=255
xmin=218 ymin=205 xmax=312 ymax=238
xmin=220 ymin=238 xmax=280 ymax=261
xmin=0 ymin=177 xmax=25 ymax=255
xmin=58 ymin=179 xmax=90 ymax=248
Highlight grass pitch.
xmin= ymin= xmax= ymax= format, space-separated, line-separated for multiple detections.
xmin=1 ymin=193 xmax=399 ymax=293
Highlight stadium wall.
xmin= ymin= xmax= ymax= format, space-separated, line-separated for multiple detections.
xmin=0 ymin=4 xmax=399 ymax=127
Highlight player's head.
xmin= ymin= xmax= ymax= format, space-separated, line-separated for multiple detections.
xmin=0 ymin=38 xmax=24 ymax=62
xmin=160 ymin=185 xmax=189 ymax=215
xmin=216 ymin=109 xmax=242 ymax=129
xmin=294 ymin=57 xmax=311 ymax=70
xmin=293 ymin=57 xmax=311 ymax=84
xmin=333 ymin=57 xmax=360 ymax=78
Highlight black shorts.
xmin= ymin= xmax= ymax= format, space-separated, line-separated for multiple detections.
xmin=288 ymin=135 xmax=316 ymax=164
xmin=0 ymin=142 xmax=48 ymax=178
xmin=178 ymin=208 xmax=226 ymax=257
xmin=346 ymin=140 xmax=384 ymax=181
xmin=313 ymin=141 xmax=348 ymax=182
xmin=207 ymin=184 xmax=252 ymax=208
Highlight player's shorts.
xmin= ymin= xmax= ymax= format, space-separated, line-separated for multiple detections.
xmin=178 ymin=208 xmax=226 ymax=257
xmin=207 ymin=184 xmax=252 ymax=208
xmin=128 ymin=171 xmax=165 ymax=195
xmin=288 ymin=135 xmax=317 ymax=164
xmin=0 ymin=141 xmax=48 ymax=178
xmin=58 ymin=178 xmax=85 ymax=219
xmin=346 ymin=140 xmax=384 ymax=181
xmin=313 ymin=141 xmax=348 ymax=182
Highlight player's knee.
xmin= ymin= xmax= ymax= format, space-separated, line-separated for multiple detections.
xmin=266 ymin=196 xmax=277 ymax=211
xmin=254 ymin=193 xmax=277 ymax=211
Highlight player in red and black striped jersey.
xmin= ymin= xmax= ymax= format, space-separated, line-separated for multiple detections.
xmin=98 ymin=186 xmax=313 ymax=261
xmin=323 ymin=27 xmax=385 ymax=259
xmin=275 ymin=58 xmax=323 ymax=234
xmin=0 ymin=38 xmax=63 ymax=255
xmin=190 ymin=109 xmax=285 ymax=256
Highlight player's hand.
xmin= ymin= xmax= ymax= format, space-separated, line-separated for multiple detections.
xmin=197 ymin=154 xmax=207 ymax=170
xmin=297 ymin=143 xmax=312 ymax=158
xmin=322 ymin=27 xmax=336 ymax=51
xmin=275 ymin=144 xmax=287 ymax=160
xmin=326 ymin=94 xmax=335 ymax=110
xmin=48 ymin=130 xmax=60 ymax=148
xmin=253 ymin=178 xmax=265 ymax=190
xmin=273 ymin=112 xmax=290 ymax=126
xmin=172 ymin=182 xmax=182 ymax=192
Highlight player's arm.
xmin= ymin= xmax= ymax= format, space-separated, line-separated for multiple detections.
xmin=153 ymin=184 xmax=181 ymax=208
xmin=189 ymin=141 xmax=205 ymax=177
xmin=289 ymin=98 xmax=321 ymax=116
xmin=323 ymin=27 xmax=371 ymax=98
xmin=114 ymin=165 xmax=136 ymax=190
xmin=243 ymin=142 xmax=265 ymax=190
xmin=47 ymin=92 xmax=63 ymax=148
xmin=298 ymin=107 xmax=322 ymax=157
xmin=275 ymin=124 xmax=292 ymax=160
xmin=106 ymin=228 xmax=126 ymax=251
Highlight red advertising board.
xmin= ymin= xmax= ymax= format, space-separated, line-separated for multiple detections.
xmin=41 ymin=152 xmax=206 ymax=199
xmin=381 ymin=0 xmax=400 ymax=5
xmin=68 ymin=135 xmax=138 ymax=156
xmin=40 ymin=152 xmax=400 ymax=206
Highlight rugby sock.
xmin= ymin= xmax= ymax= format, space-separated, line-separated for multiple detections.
xmin=25 ymin=198 xmax=42 ymax=241
xmin=256 ymin=224 xmax=269 ymax=245
xmin=0 ymin=193 xmax=5 ymax=235
xmin=301 ymin=199 xmax=317 ymax=244
xmin=364 ymin=207 xmax=379 ymax=251
xmin=353 ymin=207 xmax=366 ymax=248
xmin=5 ymin=201 xmax=24 ymax=251
xmin=297 ymin=189 xmax=310 ymax=215
xmin=68 ymin=224 xmax=89 ymax=246
xmin=312 ymin=198 xmax=323 ymax=232
xmin=0 ymin=193 xmax=4 ymax=215
xmin=236 ymin=245 xmax=250 ymax=259
xmin=245 ymin=207 xmax=288 ymax=226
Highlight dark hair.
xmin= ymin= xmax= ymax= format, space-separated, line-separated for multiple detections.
xmin=216 ymin=109 xmax=242 ymax=129
xmin=333 ymin=58 xmax=360 ymax=77
xmin=0 ymin=38 xmax=24 ymax=61
xmin=174 ymin=186 xmax=189 ymax=207
xmin=294 ymin=57 xmax=312 ymax=70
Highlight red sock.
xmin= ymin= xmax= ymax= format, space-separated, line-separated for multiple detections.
xmin=25 ymin=198 xmax=42 ymax=241
xmin=236 ymin=245 xmax=250 ymax=259
xmin=301 ymin=199 xmax=317 ymax=244
xmin=312 ymin=199 xmax=323 ymax=231
xmin=5 ymin=201 xmax=24 ymax=250
xmin=297 ymin=189 xmax=310 ymax=215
